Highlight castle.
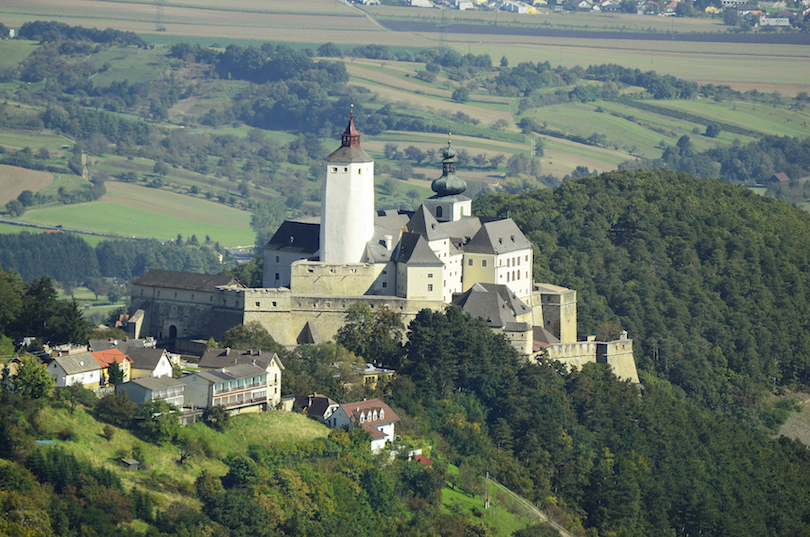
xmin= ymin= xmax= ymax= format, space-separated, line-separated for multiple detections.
xmin=129 ymin=114 xmax=639 ymax=382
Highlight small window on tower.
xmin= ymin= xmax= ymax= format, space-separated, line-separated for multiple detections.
xmin=343 ymin=167 xmax=348 ymax=172
xmin=275 ymin=255 xmax=280 ymax=263
xmin=428 ymin=284 xmax=433 ymax=292
xmin=382 ymin=282 xmax=387 ymax=288
xmin=332 ymin=167 xmax=337 ymax=173
xmin=482 ymin=260 xmax=488 ymax=267
xmin=428 ymin=273 xmax=434 ymax=278
xmin=468 ymin=259 xmax=473 ymax=266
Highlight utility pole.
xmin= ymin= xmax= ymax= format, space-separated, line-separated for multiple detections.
xmin=155 ymin=0 xmax=166 ymax=32
xmin=484 ymin=472 xmax=490 ymax=509
xmin=438 ymin=8 xmax=450 ymax=51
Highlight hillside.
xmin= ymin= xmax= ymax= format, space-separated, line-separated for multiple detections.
xmin=476 ymin=169 xmax=810 ymax=421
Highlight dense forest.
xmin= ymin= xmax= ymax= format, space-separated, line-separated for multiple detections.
xmin=0 ymin=233 xmax=223 ymax=283
xmin=3 ymin=298 xmax=810 ymax=536
xmin=476 ymin=169 xmax=810 ymax=424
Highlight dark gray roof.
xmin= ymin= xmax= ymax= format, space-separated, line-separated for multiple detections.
xmin=406 ymin=205 xmax=448 ymax=241
xmin=133 ymin=270 xmax=242 ymax=291
xmin=198 ymin=348 xmax=278 ymax=370
xmin=264 ymin=220 xmax=320 ymax=254
xmin=127 ymin=348 xmax=168 ymax=370
xmin=324 ymin=145 xmax=373 ymax=163
xmin=451 ymin=283 xmax=531 ymax=328
xmin=293 ymin=394 xmax=338 ymax=419
xmin=533 ymin=326 xmax=560 ymax=346
xmin=464 ymin=219 xmax=532 ymax=255
xmin=129 ymin=376 xmax=184 ymax=391
xmin=392 ymin=232 xmax=443 ymax=266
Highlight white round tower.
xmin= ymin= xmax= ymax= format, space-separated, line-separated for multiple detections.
xmin=319 ymin=110 xmax=375 ymax=264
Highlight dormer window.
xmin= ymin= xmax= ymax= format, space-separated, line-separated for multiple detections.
xmin=359 ymin=413 xmax=365 ymax=423
xmin=436 ymin=206 xmax=443 ymax=218
xmin=379 ymin=409 xmax=384 ymax=420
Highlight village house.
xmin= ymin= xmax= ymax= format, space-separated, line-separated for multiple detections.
xmin=116 ymin=376 xmax=185 ymax=407
xmin=330 ymin=398 xmax=401 ymax=452
xmin=91 ymin=348 xmax=133 ymax=386
xmin=181 ymin=363 xmax=276 ymax=414
xmin=47 ymin=352 xmax=102 ymax=389
xmin=127 ymin=348 xmax=174 ymax=379
xmin=292 ymin=394 xmax=341 ymax=424
xmin=198 ymin=347 xmax=284 ymax=408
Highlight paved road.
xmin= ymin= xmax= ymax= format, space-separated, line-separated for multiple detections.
xmin=382 ymin=20 xmax=810 ymax=45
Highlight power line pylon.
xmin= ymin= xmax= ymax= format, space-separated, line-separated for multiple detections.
xmin=155 ymin=0 xmax=166 ymax=32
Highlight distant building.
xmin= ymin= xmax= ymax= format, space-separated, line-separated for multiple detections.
xmin=91 ymin=348 xmax=133 ymax=386
xmin=47 ymin=353 xmax=102 ymax=389
xmin=331 ymin=398 xmax=401 ymax=452
xmin=759 ymin=16 xmax=790 ymax=26
xmin=181 ymin=363 xmax=275 ymax=414
xmin=117 ymin=376 xmax=185 ymax=407
xmin=769 ymin=172 xmax=791 ymax=183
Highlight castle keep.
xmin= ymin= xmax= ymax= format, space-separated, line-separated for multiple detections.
xmin=130 ymin=114 xmax=639 ymax=382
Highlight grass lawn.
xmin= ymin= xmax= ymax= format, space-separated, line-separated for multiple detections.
xmin=648 ymin=99 xmax=810 ymax=138
xmin=18 ymin=182 xmax=255 ymax=246
xmin=89 ymin=46 xmax=171 ymax=87
xmin=0 ymin=39 xmax=38 ymax=68
xmin=0 ymin=130 xmax=74 ymax=152
xmin=443 ymin=464 xmax=539 ymax=535
xmin=37 ymin=405 xmax=328 ymax=509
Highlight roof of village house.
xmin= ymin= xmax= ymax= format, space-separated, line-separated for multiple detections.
xmin=133 ymin=270 xmax=242 ymax=291
xmin=294 ymin=394 xmax=339 ymax=419
xmin=340 ymin=398 xmax=400 ymax=425
xmin=127 ymin=348 xmax=168 ymax=370
xmin=392 ymin=232 xmax=444 ymax=266
xmin=464 ymin=219 xmax=532 ymax=254
xmin=264 ymin=219 xmax=320 ymax=254
xmin=452 ymin=282 xmax=531 ymax=329
xmin=771 ymin=172 xmax=790 ymax=183
xmin=363 ymin=423 xmax=389 ymax=439
xmin=190 ymin=363 xmax=268 ymax=384
xmin=91 ymin=348 xmax=132 ymax=369
xmin=127 ymin=376 xmax=184 ymax=391
xmin=414 ymin=454 xmax=434 ymax=466
xmin=52 ymin=352 xmax=100 ymax=375
xmin=89 ymin=338 xmax=153 ymax=353
xmin=198 ymin=348 xmax=281 ymax=370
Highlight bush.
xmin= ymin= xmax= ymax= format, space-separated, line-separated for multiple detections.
xmin=103 ymin=424 xmax=115 ymax=441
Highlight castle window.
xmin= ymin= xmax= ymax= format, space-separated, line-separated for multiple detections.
xmin=343 ymin=167 xmax=348 ymax=172
xmin=436 ymin=206 xmax=443 ymax=218
xmin=174 ymin=292 xmax=177 ymax=298
xmin=525 ymin=255 xmax=529 ymax=261
xmin=460 ymin=207 xmax=464 ymax=216
xmin=272 ymin=301 xmax=277 ymax=307
xmin=517 ymin=271 xmax=520 ymax=280
xmin=428 ymin=284 xmax=433 ymax=292
xmin=157 ymin=291 xmax=160 ymax=297
xmin=141 ymin=289 xmax=144 ymax=295
xmin=275 ymin=255 xmax=280 ymax=263
xmin=443 ymin=280 xmax=446 ymax=287
xmin=382 ymin=282 xmax=387 ymax=288
xmin=428 ymin=273 xmax=433 ymax=278
xmin=191 ymin=294 xmax=194 ymax=300
xmin=332 ymin=167 xmax=337 ymax=173
xmin=210 ymin=296 xmax=213 ymax=301
xmin=382 ymin=270 xmax=387 ymax=275
xmin=482 ymin=260 xmax=487 ymax=268
xmin=507 ymin=258 xmax=510 ymax=267
xmin=507 ymin=272 xmax=510 ymax=282
xmin=512 ymin=270 xmax=516 ymax=281
xmin=468 ymin=259 xmax=473 ymax=266
xmin=255 ymin=302 xmax=260 ymax=307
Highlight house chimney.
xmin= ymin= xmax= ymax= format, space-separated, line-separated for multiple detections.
xmin=384 ymin=235 xmax=393 ymax=251
xmin=248 ymin=349 xmax=252 ymax=355
xmin=226 ymin=347 xmax=230 ymax=355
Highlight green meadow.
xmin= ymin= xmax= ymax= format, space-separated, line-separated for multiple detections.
xmin=88 ymin=46 xmax=172 ymax=86
xmin=18 ymin=182 xmax=255 ymax=246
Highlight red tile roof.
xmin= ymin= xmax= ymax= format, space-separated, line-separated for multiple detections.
xmin=91 ymin=348 xmax=132 ymax=369
xmin=414 ymin=454 xmax=434 ymax=466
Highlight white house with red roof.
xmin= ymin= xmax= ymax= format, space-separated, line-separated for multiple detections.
xmin=331 ymin=398 xmax=400 ymax=453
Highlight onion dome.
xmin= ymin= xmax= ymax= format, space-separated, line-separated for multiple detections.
xmin=431 ymin=138 xmax=467 ymax=197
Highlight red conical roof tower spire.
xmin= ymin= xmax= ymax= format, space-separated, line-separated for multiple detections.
xmin=341 ymin=104 xmax=361 ymax=147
